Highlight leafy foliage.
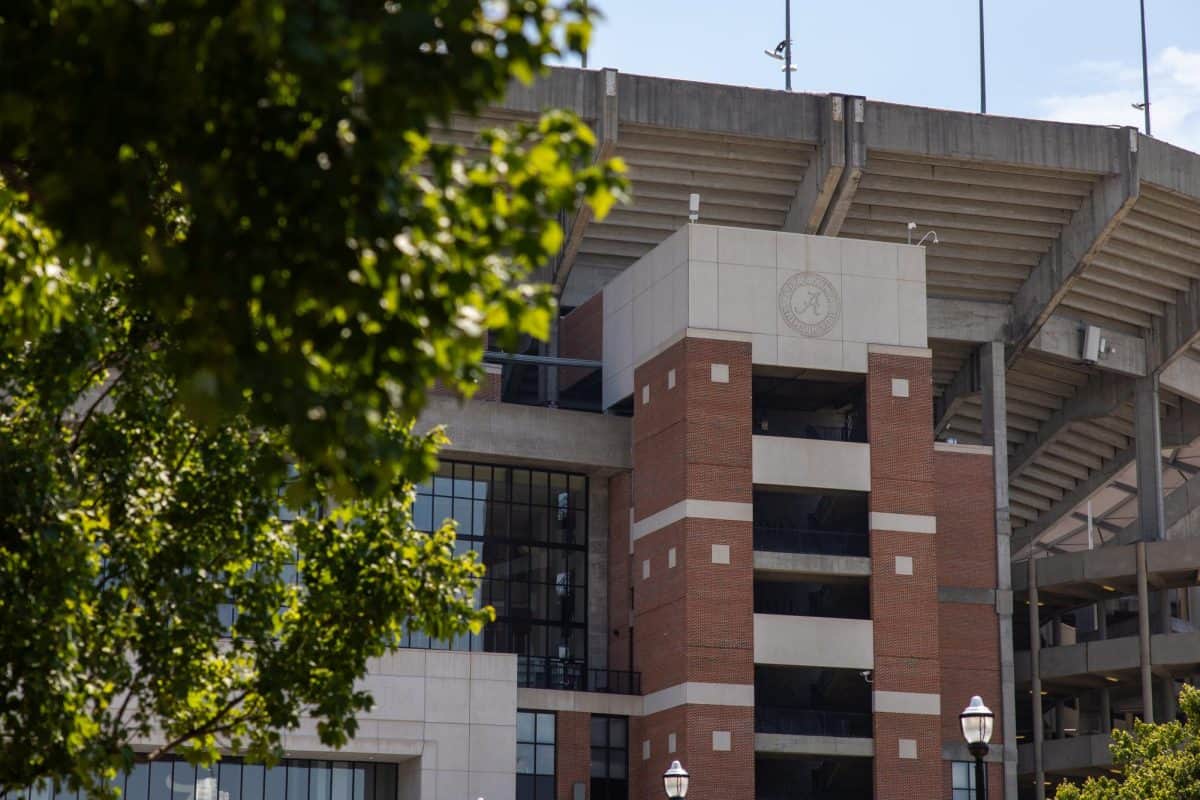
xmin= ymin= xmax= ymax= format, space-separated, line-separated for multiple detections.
xmin=1055 ymin=685 xmax=1200 ymax=800
xmin=0 ymin=0 xmax=626 ymax=793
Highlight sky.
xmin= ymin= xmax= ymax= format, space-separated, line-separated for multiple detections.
xmin=556 ymin=0 xmax=1200 ymax=153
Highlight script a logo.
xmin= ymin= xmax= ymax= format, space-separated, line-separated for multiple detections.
xmin=778 ymin=272 xmax=841 ymax=338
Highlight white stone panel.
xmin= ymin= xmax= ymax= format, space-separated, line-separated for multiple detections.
xmin=688 ymin=260 xmax=719 ymax=329
xmin=468 ymin=724 xmax=518 ymax=773
xmin=717 ymin=262 xmax=777 ymax=334
xmin=842 ymin=238 xmax=899 ymax=280
xmin=776 ymin=231 xmax=808 ymax=271
xmin=469 ymin=679 xmax=517 ymax=725
xmin=841 ymin=274 xmax=899 ymax=344
xmin=778 ymin=336 xmax=844 ymax=372
xmin=806 ymin=235 xmax=844 ymax=273
xmin=425 ymin=722 xmax=470 ymax=771
xmin=425 ymin=676 xmax=471 ymax=723
xmin=754 ymin=614 xmax=874 ymax=669
xmin=752 ymin=435 xmax=871 ymax=492
xmin=689 ymin=223 xmax=718 ymax=261
xmin=469 ymin=771 xmax=516 ymax=800
xmin=898 ymin=245 xmax=926 ymax=282
xmin=898 ymin=279 xmax=929 ymax=348
xmin=718 ymin=227 xmax=777 ymax=267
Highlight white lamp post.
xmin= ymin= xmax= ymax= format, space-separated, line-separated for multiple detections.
xmin=960 ymin=695 xmax=994 ymax=800
xmin=662 ymin=760 xmax=689 ymax=800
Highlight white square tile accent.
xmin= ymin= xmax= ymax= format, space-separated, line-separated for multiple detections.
xmin=711 ymin=363 xmax=730 ymax=383
xmin=642 ymin=384 xmax=650 ymax=405
xmin=712 ymin=730 xmax=732 ymax=751
xmin=642 ymin=740 xmax=651 ymax=761
xmin=668 ymin=547 xmax=677 ymax=568
xmin=898 ymin=739 xmax=918 ymax=759
xmin=668 ymin=368 xmax=677 ymax=389
xmin=668 ymin=733 xmax=677 ymax=753
xmin=892 ymin=378 xmax=910 ymax=398
xmin=642 ymin=559 xmax=650 ymax=580
xmin=711 ymin=544 xmax=731 ymax=565
xmin=895 ymin=555 xmax=914 ymax=576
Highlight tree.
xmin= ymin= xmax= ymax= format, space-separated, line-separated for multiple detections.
xmin=1055 ymin=685 xmax=1200 ymax=800
xmin=0 ymin=0 xmax=626 ymax=793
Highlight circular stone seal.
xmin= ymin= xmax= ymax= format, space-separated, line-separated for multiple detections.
xmin=778 ymin=272 xmax=841 ymax=337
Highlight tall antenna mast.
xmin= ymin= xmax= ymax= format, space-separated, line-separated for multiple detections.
xmin=978 ymin=0 xmax=987 ymax=113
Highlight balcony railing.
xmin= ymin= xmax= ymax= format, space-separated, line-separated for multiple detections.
xmin=517 ymin=655 xmax=641 ymax=695
xmin=753 ymin=526 xmax=869 ymax=557
xmin=755 ymin=706 xmax=873 ymax=738
xmin=752 ymin=413 xmax=867 ymax=443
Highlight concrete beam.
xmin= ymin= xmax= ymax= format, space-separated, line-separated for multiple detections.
xmin=555 ymin=68 xmax=618 ymax=292
xmin=418 ymin=395 xmax=631 ymax=474
xmin=819 ymin=96 xmax=865 ymax=236
xmin=934 ymin=346 xmax=980 ymax=436
xmin=981 ymin=341 xmax=1019 ymax=800
xmin=1014 ymin=399 xmax=1200 ymax=553
xmin=865 ymin=101 xmax=1125 ymax=174
xmin=1162 ymin=355 xmax=1200 ymax=404
xmin=1150 ymin=276 xmax=1200 ymax=371
xmin=1028 ymin=315 xmax=1147 ymax=377
xmin=1009 ymin=127 xmax=1141 ymax=356
xmin=928 ymin=300 xmax=1146 ymax=377
xmin=616 ymin=71 xmax=822 ymax=141
xmin=1118 ymin=463 xmax=1200 ymax=545
xmin=1008 ymin=373 xmax=1134 ymax=479
xmin=1134 ymin=375 xmax=1167 ymax=542
xmin=1139 ymin=136 xmax=1200 ymax=200
xmin=782 ymin=95 xmax=845 ymax=233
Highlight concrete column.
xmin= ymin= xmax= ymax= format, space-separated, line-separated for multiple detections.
xmin=981 ymin=341 xmax=1018 ymax=800
xmin=1028 ymin=558 xmax=1045 ymax=800
xmin=1134 ymin=375 xmax=1165 ymax=541
xmin=1100 ymin=687 xmax=1112 ymax=734
xmin=1136 ymin=541 xmax=1154 ymax=723
xmin=1163 ymin=676 xmax=1178 ymax=722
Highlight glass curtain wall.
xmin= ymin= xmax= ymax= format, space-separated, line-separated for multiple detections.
xmin=5 ymin=758 xmax=396 ymax=800
xmin=403 ymin=460 xmax=589 ymax=669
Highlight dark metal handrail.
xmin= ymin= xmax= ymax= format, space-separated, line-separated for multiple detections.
xmin=755 ymin=706 xmax=873 ymax=738
xmin=753 ymin=525 xmax=869 ymax=557
xmin=517 ymin=655 xmax=641 ymax=695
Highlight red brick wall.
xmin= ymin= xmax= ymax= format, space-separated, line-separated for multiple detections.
xmin=629 ymin=335 xmax=755 ymax=800
xmin=556 ymin=710 xmax=592 ymax=800
xmin=867 ymin=351 xmax=943 ymax=800
xmin=936 ymin=447 xmax=1004 ymax=800
xmin=559 ymin=294 xmax=603 ymax=391
xmin=631 ymin=706 xmax=754 ymax=800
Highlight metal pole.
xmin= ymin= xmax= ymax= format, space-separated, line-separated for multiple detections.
xmin=1137 ymin=541 xmax=1155 ymax=723
xmin=784 ymin=0 xmax=793 ymax=92
xmin=1029 ymin=558 xmax=1045 ymax=800
xmin=975 ymin=750 xmax=988 ymax=800
xmin=979 ymin=0 xmax=987 ymax=113
xmin=1139 ymin=0 xmax=1151 ymax=135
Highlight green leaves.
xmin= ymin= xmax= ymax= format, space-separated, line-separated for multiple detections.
xmin=0 ymin=0 xmax=626 ymax=793
xmin=1054 ymin=685 xmax=1200 ymax=800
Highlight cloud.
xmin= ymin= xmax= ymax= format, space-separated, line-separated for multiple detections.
xmin=1038 ymin=46 xmax=1200 ymax=153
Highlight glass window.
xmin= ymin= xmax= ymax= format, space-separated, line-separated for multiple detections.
xmin=242 ymin=764 xmax=265 ymax=800
xmin=397 ymin=459 xmax=588 ymax=678
xmin=517 ymin=710 xmax=556 ymax=800
xmin=217 ymin=763 xmax=242 ymax=800
xmin=591 ymin=715 xmax=629 ymax=800
xmin=952 ymin=761 xmax=977 ymax=800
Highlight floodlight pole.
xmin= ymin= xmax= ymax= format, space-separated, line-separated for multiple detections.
xmin=978 ymin=0 xmax=986 ymax=114
xmin=1139 ymin=0 xmax=1151 ymax=135
xmin=784 ymin=0 xmax=793 ymax=92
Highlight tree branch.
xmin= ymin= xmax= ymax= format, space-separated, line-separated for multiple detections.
xmin=141 ymin=690 xmax=252 ymax=761
xmin=68 ymin=370 xmax=124 ymax=454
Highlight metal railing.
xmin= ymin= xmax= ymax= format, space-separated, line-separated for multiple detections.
xmin=517 ymin=655 xmax=641 ymax=695
xmin=752 ymin=411 xmax=867 ymax=443
xmin=753 ymin=525 xmax=869 ymax=557
xmin=755 ymin=706 xmax=873 ymax=738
